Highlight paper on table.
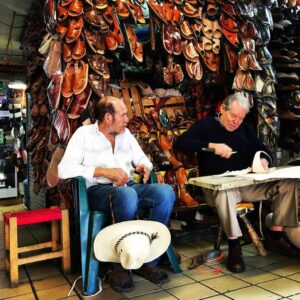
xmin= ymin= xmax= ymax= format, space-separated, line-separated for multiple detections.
xmin=239 ymin=166 xmax=300 ymax=181
xmin=215 ymin=167 xmax=252 ymax=177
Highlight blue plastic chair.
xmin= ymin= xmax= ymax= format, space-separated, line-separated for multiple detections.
xmin=73 ymin=176 xmax=181 ymax=296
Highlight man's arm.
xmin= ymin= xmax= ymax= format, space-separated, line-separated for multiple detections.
xmin=173 ymin=122 xmax=209 ymax=153
xmin=58 ymin=128 xmax=95 ymax=182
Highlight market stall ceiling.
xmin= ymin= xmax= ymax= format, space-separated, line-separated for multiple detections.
xmin=0 ymin=0 xmax=35 ymax=70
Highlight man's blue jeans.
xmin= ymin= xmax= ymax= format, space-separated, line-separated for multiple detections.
xmin=88 ymin=181 xmax=175 ymax=266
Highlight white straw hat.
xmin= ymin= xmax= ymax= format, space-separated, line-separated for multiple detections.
xmin=94 ymin=220 xmax=171 ymax=270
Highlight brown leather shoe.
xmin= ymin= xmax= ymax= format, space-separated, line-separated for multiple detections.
xmin=65 ymin=16 xmax=84 ymax=43
xmin=73 ymin=60 xmax=89 ymax=95
xmin=68 ymin=85 xmax=92 ymax=119
xmin=69 ymin=0 xmax=83 ymax=17
xmin=63 ymin=42 xmax=72 ymax=62
xmin=115 ymin=0 xmax=130 ymax=18
xmin=221 ymin=27 xmax=239 ymax=48
xmin=89 ymin=73 xmax=108 ymax=96
xmin=173 ymin=64 xmax=184 ymax=83
xmin=108 ymin=269 xmax=134 ymax=293
xmin=84 ymin=27 xmax=105 ymax=54
xmin=62 ymin=62 xmax=74 ymax=98
xmin=163 ymin=24 xmax=174 ymax=55
xmin=53 ymin=109 xmax=70 ymax=145
xmin=57 ymin=5 xmax=68 ymax=22
xmin=87 ymin=54 xmax=111 ymax=78
xmin=47 ymin=72 xmax=63 ymax=109
xmin=133 ymin=265 xmax=169 ymax=284
xmin=183 ymin=42 xmax=199 ymax=62
xmin=180 ymin=20 xmax=194 ymax=40
xmin=72 ymin=37 xmax=86 ymax=60
xmin=84 ymin=6 xmax=109 ymax=32
xmin=176 ymin=167 xmax=198 ymax=206
xmin=227 ymin=240 xmax=246 ymax=273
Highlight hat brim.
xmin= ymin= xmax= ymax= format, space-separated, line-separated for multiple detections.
xmin=94 ymin=220 xmax=171 ymax=265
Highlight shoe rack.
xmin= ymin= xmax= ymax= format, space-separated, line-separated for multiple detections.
xmin=0 ymin=88 xmax=24 ymax=199
xmin=270 ymin=3 xmax=300 ymax=156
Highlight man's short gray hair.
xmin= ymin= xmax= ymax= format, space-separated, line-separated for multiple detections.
xmin=223 ymin=93 xmax=250 ymax=113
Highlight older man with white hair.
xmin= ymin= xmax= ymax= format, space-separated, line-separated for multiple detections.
xmin=174 ymin=93 xmax=300 ymax=273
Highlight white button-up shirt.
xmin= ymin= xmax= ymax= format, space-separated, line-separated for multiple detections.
xmin=58 ymin=122 xmax=153 ymax=188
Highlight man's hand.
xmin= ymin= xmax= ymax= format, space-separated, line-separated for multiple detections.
xmin=260 ymin=158 xmax=269 ymax=171
xmin=135 ymin=164 xmax=150 ymax=183
xmin=209 ymin=143 xmax=234 ymax=159
xmin=104 ymin=168 xmax=129 ymax=186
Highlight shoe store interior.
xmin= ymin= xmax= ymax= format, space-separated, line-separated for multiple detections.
xmin=0 ymin=0 xmax=300 ymax=299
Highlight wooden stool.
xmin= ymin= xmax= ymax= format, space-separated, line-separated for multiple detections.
xmin=4 ymin=207 xmax=71 ymax=287
xmin=188 ymin=201 xmax=266 ymax=269
xmin=236 ymin=202 xmax=266 ymax=256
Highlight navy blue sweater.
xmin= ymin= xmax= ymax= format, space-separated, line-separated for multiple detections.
xmin=173 ymin=116 xmax=272 ymax=176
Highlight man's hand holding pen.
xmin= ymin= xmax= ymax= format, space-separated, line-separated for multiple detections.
xmin=203 ymin=143 xmax=237 ymax=159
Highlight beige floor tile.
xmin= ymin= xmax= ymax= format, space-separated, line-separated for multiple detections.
xmin=261 ymin=263 xmax=300 ymax=277
xmin=289 ymin=294 xmax=300 ymax=300
xmin=81 ymin=287 xmax=124 ymax=300
xmin=0 ymin=283 xmax=33 ymax=299
xmin=36 ymin=283 xmax=75 ymax=299
xmin=123 ymin=279 xmax=162 ymax=298
xmin=33 ymin=275 xmax=68 ymax=291
xmin=202 ymin=275 xmax=250 ymax=293
xmin=242 ymin=244 xmax=258 ymax=253
xmin=206 ymin=296 xmax=231 ymax=300
xmin=0 ymin=267 xmax=28 ymax=285
xmin=243 ymin=255 xmax=278 ymax=268
xmin=26 ymin=262 xmax=61 ymax=280
xmin=258 ymin=278 xmax=300 ymax=297
xmin=232 ymin=268 xmax=279 ymax=284
xmin=131 ymin=290 xmax=177 ymax=299
xmin=161 ymin=273 xmax=195 ymax=289
xmin=202 ymin=261 xmax=254 ymax=275
xmin=184 ymin=265 xmax=225 ymax=281
xmin=179 ymin=258 xmax=193 ymax=271
xmin=5 ymin=293 xmax=36 ymax=300
xmin=225 ymin=285 xmax=281 ymax=300
xmin=243 ymin=249 xmax=257 ymax=257
xmin=288 ymin=272 xmax=300 ymax=282
xmin=167 ymin=282 xmax=217 ymax=300
xmin=179 ymin=248 xmax=208 ymax=259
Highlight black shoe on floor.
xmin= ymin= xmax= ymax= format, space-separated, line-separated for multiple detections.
xmin=227 ymin=239 xmax=246 ymax=273
xmin=108 ymin=269 xmax=134 ymax=293
xmin=264 ymin=231 xmax=300 ymax=258
xmin=133 ymin=265 xmax=170 ymax=284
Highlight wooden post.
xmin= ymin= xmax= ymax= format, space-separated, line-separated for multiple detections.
xmin=9 ymin=217 xmax=19 ymax=287
xmin=61 ymin=210 xmax=71 ymax=272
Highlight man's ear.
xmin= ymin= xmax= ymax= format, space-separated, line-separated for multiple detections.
xmin=104 ymin=112 xmax=112 ymax=122
xmin=220 ymin=104 xmax=225 ymax=113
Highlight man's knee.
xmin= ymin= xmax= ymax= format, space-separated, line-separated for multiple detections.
xmin=154 ymin=184 xmax=176 ymax=207
xmin=114 ymin=186 xmax=138 ymax=210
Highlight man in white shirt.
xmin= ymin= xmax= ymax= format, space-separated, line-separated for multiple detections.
xmin=58 ymin=96 xmax=175 ymax=292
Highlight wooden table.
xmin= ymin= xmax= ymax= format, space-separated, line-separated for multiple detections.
xmin=189 ymin=174 xmax=278 ymax=191
xmin=186 ymin=174 xmax=280 ymax=268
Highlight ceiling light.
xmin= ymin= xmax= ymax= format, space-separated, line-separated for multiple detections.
xmin=8 ymin=81 xmax=27 ymax=90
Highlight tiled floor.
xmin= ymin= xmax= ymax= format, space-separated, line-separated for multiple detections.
xmin=1 ymin=225 xmax=300 ymax=300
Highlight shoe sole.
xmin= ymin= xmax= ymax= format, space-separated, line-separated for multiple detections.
xmin=110 ymin=285 xmax=135 ymax=293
